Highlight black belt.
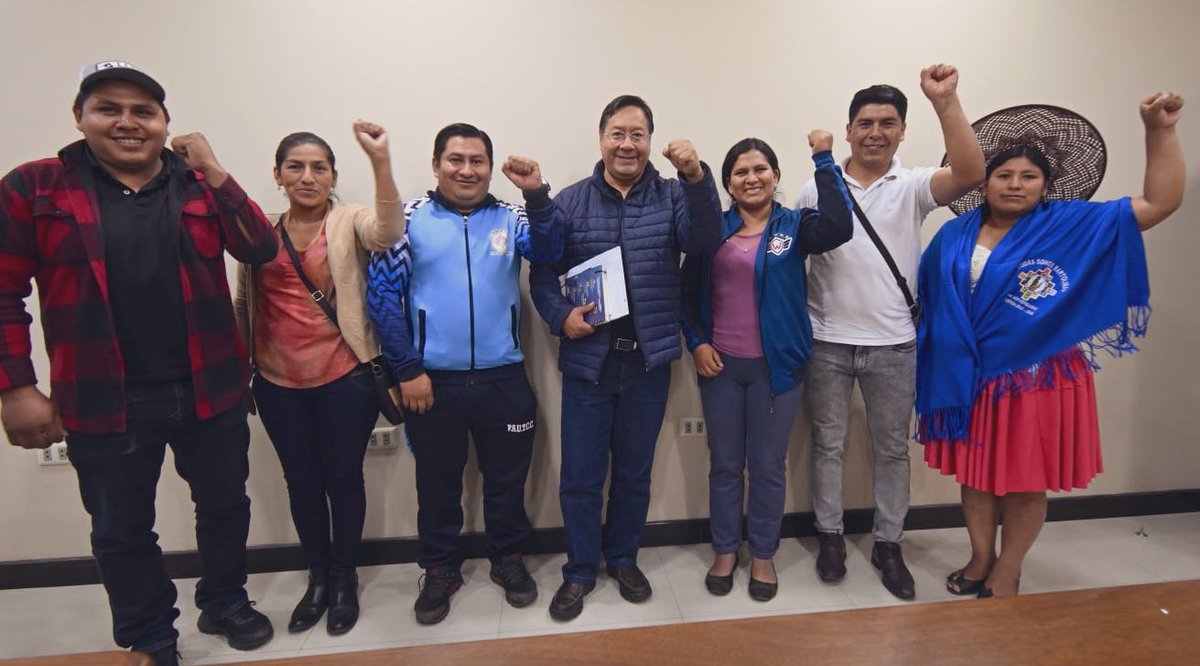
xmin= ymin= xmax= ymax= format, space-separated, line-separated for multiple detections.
xmin=611 ymin=337 xmax=639 ymax=352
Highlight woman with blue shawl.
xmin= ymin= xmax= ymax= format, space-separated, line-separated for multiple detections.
xmin=916 ymin=93 xmax=1185 ymax=598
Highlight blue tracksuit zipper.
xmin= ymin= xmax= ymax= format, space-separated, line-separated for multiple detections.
xmin=462 ymin=213 xmax=476 ymax=369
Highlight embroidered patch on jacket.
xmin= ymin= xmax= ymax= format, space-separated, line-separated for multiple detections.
xmin=767 ymin=233 xmax=793 ymax=256
xmin=489 ymin=228 xmax=511 ymax=255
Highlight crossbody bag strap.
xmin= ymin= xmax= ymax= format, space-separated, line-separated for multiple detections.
xmin=845 ymin=189 xmax=920 ymax=319
xmin=279 ymin=217 xmax=340 ymax=328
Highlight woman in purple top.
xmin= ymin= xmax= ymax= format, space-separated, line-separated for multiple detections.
xmin=681 ymin=133 xmax=854 ymax=600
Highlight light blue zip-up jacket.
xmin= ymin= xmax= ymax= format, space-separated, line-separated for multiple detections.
xmin=367 ymin=189 xmax=562 ymax=379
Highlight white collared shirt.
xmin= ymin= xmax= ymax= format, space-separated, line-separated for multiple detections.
xmin=796 ymin=157 xmax=938 ymax=345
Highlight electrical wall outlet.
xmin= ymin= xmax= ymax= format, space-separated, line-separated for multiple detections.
xmin=678 ymin=417 xmax=706 ymax=437
xmin=367 ymin=426 xmax=401 ymax=451
xmin=37 ymin=442 xmax=70 ymax=466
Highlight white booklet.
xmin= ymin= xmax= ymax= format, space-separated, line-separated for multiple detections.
xmin=559 ymin=246 xmax=629 ymax=325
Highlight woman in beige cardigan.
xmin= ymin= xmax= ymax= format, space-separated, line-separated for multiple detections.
xmin=234 ymin=121 xmax=402 ymax=636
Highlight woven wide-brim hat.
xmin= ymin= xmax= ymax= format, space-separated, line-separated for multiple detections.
xmin=942 ymin=104 xmax=1107 ymax=215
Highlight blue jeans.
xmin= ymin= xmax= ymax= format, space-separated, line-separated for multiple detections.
xmin=806 ymin=340 xmax=915 ymax=543
xmin=559 ymin=350 xmax=670 ymax=584
xmin=700 ymin=355 xmax=804 ymax=559
xmin=252 ymin=366 xmax=378 ymax=574
xmin=66 ymin=381 xmax=252 ymax=653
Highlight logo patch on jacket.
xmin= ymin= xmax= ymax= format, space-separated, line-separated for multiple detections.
xmin=507 ymin=419 xmax=534 ymax=433
xmin=767 ymin=233 xmax=793 ymax=256
xmin=489 ymin=228 xmax=510 ymax=255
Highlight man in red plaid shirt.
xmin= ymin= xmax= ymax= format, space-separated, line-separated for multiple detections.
xmin=0 ymin=61 xmax=279 ymax=664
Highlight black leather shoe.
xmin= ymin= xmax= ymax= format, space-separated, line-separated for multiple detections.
xmin=816 ymin=532 xmax=847 ymax=582
xmin=871 ymin=541 xmax=916 ymax=600
xmin=326 ymin=570 xmax=359 ymax=635
xmin=608 ymin=564 xmax=652 ymax=603
xmin=548 ymin=580 xmax=595 ymax=621
xmin=490 ymin=553 xmax=538 ymax=608
xmin=704 ymin=553 xmax=738 ymax=596
xmin=197 ymin=602 xmax=274 ymax=651
xmin=287 ymin=569 xmax=328 ymax=633
xmin=413 ymin=567 xmax=463 ymax=625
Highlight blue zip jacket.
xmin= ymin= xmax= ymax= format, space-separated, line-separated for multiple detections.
xmin=681 ymin=151 xmax=853 ymax=394
xmin=367 ymin=189 xmax=562 ymax=379
xmin=529 ymin=161 xmax=723 ymax=382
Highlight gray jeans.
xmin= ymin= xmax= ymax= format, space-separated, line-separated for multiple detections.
xmin=805 ymin=339 xmax=915 ymax=543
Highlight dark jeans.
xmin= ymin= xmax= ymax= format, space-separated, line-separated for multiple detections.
xmin=700 ymin=355 xmax=804 ymax=559
xmin=403 ymin=363 xmax=536 ymax=570
xmin=67 ymin=380 xmax=252 ymax=653
xmin=252 ymin=366 xmax=378 ymax=574
xmin=559 ymin=350 xmax=670 ymax=584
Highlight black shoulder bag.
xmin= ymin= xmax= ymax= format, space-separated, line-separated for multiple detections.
xmin=279 ymin=222 xmax=403 ymax=425
xmin=845 ymin=190 xmax=921 ymax=326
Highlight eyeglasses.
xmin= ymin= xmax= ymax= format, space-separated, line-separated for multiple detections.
xmin=604 ymin=130 xmax=649 ymax=145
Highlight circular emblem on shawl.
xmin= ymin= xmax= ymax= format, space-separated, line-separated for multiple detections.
xmin=941 ymin=104 xmax=1107 ymax=215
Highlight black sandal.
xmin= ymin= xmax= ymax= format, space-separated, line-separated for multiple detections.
xmin=946 ymin=569 xmax=986 ymax=596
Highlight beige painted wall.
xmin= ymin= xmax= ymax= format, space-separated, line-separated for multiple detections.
xmin=1 ymin=0 xmax=1197 ymax=561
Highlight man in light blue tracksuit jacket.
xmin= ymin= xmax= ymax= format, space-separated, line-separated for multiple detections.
xmin=529 ymin=95 xmax=722 ymax=621
xmin=367 ymin=123 xmax=561 ymax=625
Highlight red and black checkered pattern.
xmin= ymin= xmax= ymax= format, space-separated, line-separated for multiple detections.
xmin=0 ymin=141 xmax=278 ymax=433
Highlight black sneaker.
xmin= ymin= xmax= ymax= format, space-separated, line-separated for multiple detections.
xmin=413 ymin=567 xmax=463 ymax=625
xmin=490 ymin=554 xmax=538 ymax=608
xmin=197 ymin=602 xmax=274 ymax=651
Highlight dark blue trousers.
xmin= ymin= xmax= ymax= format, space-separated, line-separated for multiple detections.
xmin=403 ymin=363 xmax=536 ymax=570
xmin=252 ymin=366 xmax=378 ymax=574
xmin=67 ymin=381 xmax=252 ymax=653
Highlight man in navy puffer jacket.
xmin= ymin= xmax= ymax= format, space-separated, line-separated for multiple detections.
xmin=529 ymin=95 xmax=721 ymax=621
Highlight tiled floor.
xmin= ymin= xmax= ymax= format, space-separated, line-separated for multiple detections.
xmin=3 ymin=513 xmax=1198 ymax=663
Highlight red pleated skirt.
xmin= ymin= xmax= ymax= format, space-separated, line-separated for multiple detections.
xmin=923 ymin=348 xmax=1103 ymax=496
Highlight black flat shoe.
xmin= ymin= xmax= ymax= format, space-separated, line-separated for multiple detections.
xmin=748 ymin=559 xmax=778 ymax=602
xmin=946 ymin=569 xmax=986 ymax=596
xmin=748 ymin=576 xmax=778 ymax=602
xmin=704 ymin=554 xmax=738 ymax=596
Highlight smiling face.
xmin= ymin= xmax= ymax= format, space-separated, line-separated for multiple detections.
xmin=434 ymin=136 xmax=492 ymax=213
xmin=275 ymin=143 xmax=337 ymax=213
xmin=982 ymin=156 xmax=1048 ymax=219
xmin=726 ymin=149 xmax=779 ymax=211
xmin=599 ymin=105 xmax=652 ymax=187
xmin=845 ymin=103 xmax=905 ymax=172
xmin=73 ymin=80 xmax=167 ymax=180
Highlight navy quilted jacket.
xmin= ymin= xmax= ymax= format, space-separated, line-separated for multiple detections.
xmin=529 ymin=160 xmax=722 ymax=382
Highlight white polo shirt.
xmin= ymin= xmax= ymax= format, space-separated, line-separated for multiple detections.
xmin=795 ymin=157 xmax=938 ymax=345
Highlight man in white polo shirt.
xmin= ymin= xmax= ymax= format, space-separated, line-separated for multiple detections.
xmin=795 ymin=63 xmax=984 ymax=600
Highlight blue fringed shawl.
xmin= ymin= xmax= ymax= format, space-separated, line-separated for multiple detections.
xmin=915 ymin=198 xmax=1149 ymax=444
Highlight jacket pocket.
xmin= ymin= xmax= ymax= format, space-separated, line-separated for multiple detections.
xmin=510 ymin=304 xmax=519 ymax=349
xmin=32 ymin=197 xmax=87 ymax=264
xmin=181 ymin=200 xmax=222 ymax=259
